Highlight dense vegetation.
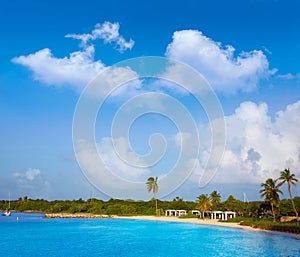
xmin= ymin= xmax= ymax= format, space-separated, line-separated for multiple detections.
xmin=222 ymin=217 xmax=300 ymax=233
xmin=0 ymin=197 xmax=196 ymax=215
xmin=1 ymin=195 xmax=299 ymax=219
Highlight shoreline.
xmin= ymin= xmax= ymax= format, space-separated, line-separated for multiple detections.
xmin=114 ymin=215 xmax=300 ymax=240
xmin=44 ymin=213 xmax=110 ymax=218
xmin=44 ymin=213 xmax=300 ymax=239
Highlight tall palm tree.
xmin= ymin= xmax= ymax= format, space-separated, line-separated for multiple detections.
xmin=209 ymin=190 xmax=221 ymax=207
xmin=196 ymin=194 xmax=212 ymax=218
xmin=278 ymin=168 xmax=299 ymax=225
xmin=259 ymin=178 xmax=283 ymax=222
xmin=146 ymin=177 xmax=158 ymax=215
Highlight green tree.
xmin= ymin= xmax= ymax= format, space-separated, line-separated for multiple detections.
xmin=260 ymin=178 xmax=283 ymax=222
xmin=173 ymin=196 xmax=183 ymax=202
xmin=209 ymin=190 xmax=221 ymax=209
xmin=196 ymin=194 xmax=212 ymax=217
xmin=17 ymin=197 xmax=23 ymax=205
xmin=278 ymin=168 xmax=299 ymax=225
xmin=223 ymin=195 xmax=244 ymax=213
xmin=146 ymin=177 xmax=159 ymax=215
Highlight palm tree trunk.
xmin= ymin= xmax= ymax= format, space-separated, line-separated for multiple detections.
xmin=271 ymin=202 xmax=275 ymax=222
xmin=288 ymin=186 xmax=299 ymax=226
xmin=155 ymin=198 xmax=158 ymax=216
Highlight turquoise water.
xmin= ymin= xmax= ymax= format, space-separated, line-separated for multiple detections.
xmin=0 ymin=213 xmax=299 ymax=256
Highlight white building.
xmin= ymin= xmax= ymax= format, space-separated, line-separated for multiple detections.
xmin=192 ymin=210 xmax=211 ymax=218
xmin=211 ymin=211 xmax=236 ymax=221
xmin=165 ymin=209 xmax=187 ymax=217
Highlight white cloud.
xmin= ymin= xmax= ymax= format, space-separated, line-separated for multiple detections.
xmin=14 ymin=168 xmax=41 ymax=181
xmin=277 ymin=73 xmax=300 ymax=80
xmin=166 ymin=30 xmax=274 ymax=93
xmin=191 ymin=100 xmax=300 ymax=184
xmin=74 ymin=139 xmax=153 ymax=199
xmin=13 ymin=168 xmax=51 ymax=195
xmin=66 ymin=21 xmax=134 ymax=53
xmin=25 ymin=168 xmax=40 ymax=180
xmin=98 ymin=137 xmax=150 ymax=181
xmin=12 ymin=21 xmax=135 ymax=93
xmin=88 ymin=66 xmax=141 ymax=98
xmin=75 ymin=138 xmax=150 ymax=184
xmin=12 ymin=46 xmax=105 ymax=92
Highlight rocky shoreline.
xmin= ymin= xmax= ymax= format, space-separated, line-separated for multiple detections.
xmin=44 ymin=213 xmax=111 ymax=219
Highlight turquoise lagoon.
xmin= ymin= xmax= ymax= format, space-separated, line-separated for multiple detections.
xmin=0 ymin=212 xmax=299 ymax=256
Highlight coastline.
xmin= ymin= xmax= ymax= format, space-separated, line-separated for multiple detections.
xmin=44 ymin=213 xmax=110 ymax=218
xmin=114 ymin=215 xmax=300 ymax=240
xmin=43 ymin=212 xmax=300 ymax=239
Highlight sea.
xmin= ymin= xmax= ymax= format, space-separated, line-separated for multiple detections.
xmin=0 ymin=212 xmax=299 ymax=257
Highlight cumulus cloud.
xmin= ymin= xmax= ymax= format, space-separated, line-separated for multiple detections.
xmin=14 ymin=168 xmax=41 ymax=181
xmin=192 ymin=100 xmax=300 ymax=184
xmin=66 ymin=21 xmax=134 ymax=52
xmin=12 ymin=21 xmax=134 ymax=93
xmin=74 ymin=138 xmax=153 ymax=199
xmin=98 ymin=137 xmax=150 ymax=181
xmin=12 ymin=46 xmax=104 ymax=92
xmin=13 ymin=168 xmax=51 ymax=195
xmin=166 ymin=30 xmax=274 ymax=93
xmin=87 ymin=66 xmax=141 ymax=98
xmin=75 ymin=137 xmax=150 ymax=183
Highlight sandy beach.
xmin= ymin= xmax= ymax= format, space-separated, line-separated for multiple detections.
xmin=114 ymin=215 xmax=300 ymax=240
xmin=44 ymin=213 xmax=300 ymax=239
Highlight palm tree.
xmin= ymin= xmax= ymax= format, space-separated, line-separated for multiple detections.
xmin=278 ymin=168 xmax=299 ymax=225
xmin=196 ymin=194 xmax=212 ymax=218
xmin=146 ymin=177 xmax=158 ymax=215
xmin=209 ymin=191 xmax=221 ymax=208
xmin=259 ymin=178 xmax=283 ymax=222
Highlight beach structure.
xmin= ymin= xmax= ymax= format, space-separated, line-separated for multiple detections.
xmin=166 ymin=209 xmax=235 ymax=220
xmin=211 ymin=211 xmax=236 ymax=221
xmin=192 ymin=210 xmax=212 ymax=219
xmin=165 ymin=209 xmax=187 ymax=217
xmin=192 ymin=210 xmax=201 ymax=216
xmin=191 ymin=210 xmax=236 ymax=220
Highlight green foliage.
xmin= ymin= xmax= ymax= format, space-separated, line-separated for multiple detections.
xmin=222 ymin=217 xmax=300 ymax=234
xmin=0 ymin=184 xmax=299 ymax=226
xmin=146 ymin=177 xmax=159 ymax=215
xmin=222 ymin=195 xmax=246 ymax=213
xmin=278 ymin=168 xmax=299 ymax=225
xmin=0 ymin=197 xmax=195 ymax=216
xmin=196 ymin=194 xmax=212 ymax=211
xmin=260 ymin=178 xmax=283 ymax=221
xmin=146 ymin=177 xmax=158 ymax=195
xmin=209 ymin=191 xmax=221 ymax=210
xmin=106 ymin=203 xmax=137 ymax=216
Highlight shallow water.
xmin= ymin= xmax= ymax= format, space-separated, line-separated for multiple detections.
xmin=0 ymin=212 xmax=299 ymax=256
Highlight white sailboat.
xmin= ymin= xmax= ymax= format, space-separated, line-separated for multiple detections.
xmin=3 ymin=210 xmax=11 ymax=217
xmin=2 ymin=193 xmax=11 ymax=216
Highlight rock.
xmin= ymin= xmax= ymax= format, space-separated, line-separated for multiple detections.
xmin=44 ymin=213 xmax=110 ymax=219
xmin=280 ymin=216 xmax=299 ymax=222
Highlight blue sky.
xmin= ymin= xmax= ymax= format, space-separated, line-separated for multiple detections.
xmin=1 ymin=0 xmax=300 ymax=201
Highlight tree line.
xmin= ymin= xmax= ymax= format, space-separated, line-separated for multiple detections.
xmin=1 ymin=169 xmax=298 ymax=220
xmin=146 ymin=168 xmax=299 ymax=223
xmin=1 ymin=194 xmax=299 ymax=219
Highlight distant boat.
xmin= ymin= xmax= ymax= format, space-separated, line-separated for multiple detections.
xmin=2 ymin=192 xmax=11 ymax=216
xmin=2 ymin=210 xmax=11 ymax=216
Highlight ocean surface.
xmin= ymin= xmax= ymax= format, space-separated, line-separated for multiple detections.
xmin=0 ymin=212 xmax=299 ymax=257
